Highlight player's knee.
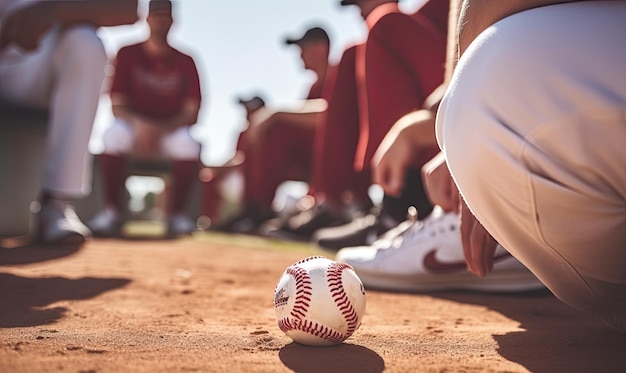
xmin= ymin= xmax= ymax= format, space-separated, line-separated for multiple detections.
xmin=102 ymin=120 xmax=133 ymax=155
xmin=58 ymin=25 xmax=107 ymax=69
xmin=164 ymin=129 xmax=201 ymax=160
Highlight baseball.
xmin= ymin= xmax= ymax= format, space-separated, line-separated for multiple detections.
xmin=273 ymin=256 xmax=366 ymax=347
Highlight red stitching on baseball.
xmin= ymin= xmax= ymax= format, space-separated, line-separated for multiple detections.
xmin=278 ymin=318 xmax=345 ymax=344
xmin=286 ymin=266 xmax=312 ymax=319
xmin=277 ymin=257 xmax=361 ymax=345
xmin=293 ymin=256 xmax=326 ymax=266
xmin=327 ymin=262 xmax=360 ymax=339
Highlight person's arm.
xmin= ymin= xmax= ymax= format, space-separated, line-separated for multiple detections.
xmin=372 ymin=109 xmax=437 ymax=196
xmin=371 ymin=78 xmax=448 ymax=197
xmin=245 ymin=99 xmax=327 ymax=147
xmin=111 ymin=96 xmax=142 ymax=122
xmin=374 ymin=12 xmax=447 ymax=108
xmin=112 ymin=51 xmax=201 ymax=132
xmin=112 ymin=96 xmax=200 ymax=128
xmin=266 ymin=100 xmax=327 ymax=130
xmin=110 ymin=48 xmax=149 ymax=124
xmin=270 ymin=111 xmax=321 ymax=129
xmin=1 ymin=0 xmax=138 ymax=51
xmin=158 ymin=56 xmax=202 ymax=131
xmin=158 ymin=99 xmax=201 ymax=131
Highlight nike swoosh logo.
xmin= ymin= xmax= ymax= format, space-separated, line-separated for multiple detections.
xmin=423 ymin=249 xmax=511 ymax=272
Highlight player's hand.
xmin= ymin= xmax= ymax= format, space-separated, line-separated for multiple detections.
xmin=0 ymin=3 xmax=56 ymax=51
xmin=460 ymin=199 xmax=498 ymax=277
xmin=421 ymin=152 xmax=460 ymax=213
xmin=131 ymin=119 xmax=162 ymax=158
xmin=372 ymin=123 xmax=415 ymax=197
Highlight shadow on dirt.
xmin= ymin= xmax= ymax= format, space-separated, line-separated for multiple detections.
xmin=0 ymin=238 xmax=83 ymax=265
xmin=0 ymin=273 xmax=131 ymax=328
xmin=279 ymin=342 xmax=385 ymax=373
xmin=0 ymin=233 xmax=183 ymax=266
xmin=433 ymin=290 xmax=626 ymax=373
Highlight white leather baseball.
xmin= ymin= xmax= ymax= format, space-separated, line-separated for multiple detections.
xmin=274 ymin=256 xmax=366 ymax=346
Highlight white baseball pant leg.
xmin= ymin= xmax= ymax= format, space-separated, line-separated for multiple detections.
xmin=0 ymin=25 xmax=107 ymax=198
xmin=102 ymin=118 xmax=201 ymax=160
xmin=438 ymin=1 xmax=626 ymax=331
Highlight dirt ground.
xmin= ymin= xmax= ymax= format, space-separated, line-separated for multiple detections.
xmin=1 ymin=230 xmax=625 ymax=373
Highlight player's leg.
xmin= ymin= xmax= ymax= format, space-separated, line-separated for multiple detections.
xmin=440 ymin=1 xmax=626 ymax=331
xmin=162 ymin=126 xmax=202 ymax=236
xmin=332 ymin=21 xmax=445 ymax=249
xmin=89 ymin=118 xmax=134 ymax=237
xmin=272 ymin=45 xmax=373 ymax=243
xmin=312 ymin=45 xmax=372 ymax=211
xmin=0 ymin=25 xmax=107 ymax=243
xmin=46 ymin=25 xmax=106 ymax=199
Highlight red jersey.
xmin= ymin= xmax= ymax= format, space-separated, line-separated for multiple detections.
xmin=110 ymin=43 xmax=202 ymax=121
xmin=354 ymin=1 xmax=447 ymax=170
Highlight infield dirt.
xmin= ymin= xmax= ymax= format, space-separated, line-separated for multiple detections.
xmin=1 ymin=231 xmax=625 ymax=372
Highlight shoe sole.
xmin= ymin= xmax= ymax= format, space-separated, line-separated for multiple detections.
xmin=39 ymin=232 xmax=87 ymax=246
xmin=353 ymin=268 xmax=545 ymax=293
xmin=165 ymin=230 xmax=195 ymax=239
xmin=91 ymin=230 xmax=121 ymax=239
xmin=316 ymin=233 xmax=373 ymax=251
xmin=265 ymin=229 xmax=311 ymax=242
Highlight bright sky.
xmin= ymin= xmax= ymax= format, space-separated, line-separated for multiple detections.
xmin=91 ymin=0 xmax=427 ymax=167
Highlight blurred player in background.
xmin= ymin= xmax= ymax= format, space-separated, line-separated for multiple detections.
xmin=89 ymin=0 xmax=202 ymax=238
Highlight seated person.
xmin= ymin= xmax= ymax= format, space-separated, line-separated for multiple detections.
xmin=199 ymin=95 xmax=265 ymax=227
xmin=439 ymin=0 xmax=626 ymax=332
xmin=263 ymin=43 xmax=374 ymax=242
xmin=215 ymin=26 xmax=334 ymax=234
xmin=333 ymin=0 xmax=544 ymax=294
xmin=0 ymin=0 xmax=138 ymax=244
xmin=88 ymin=0 xmax=202 ymax=238
xmin=275 ymin=0 xmax=449 ymax=245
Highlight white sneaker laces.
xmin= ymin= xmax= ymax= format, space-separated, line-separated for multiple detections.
xmin=376 ymin=206 xmax=458 ymax=251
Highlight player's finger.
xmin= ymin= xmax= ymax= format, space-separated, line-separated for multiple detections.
xmin=460 ymin=201 xmax=477 ymax=275
xmin=436 ymin=182 xmax=456 ymax=212
xmin=470 ymin=221 xmax=488 ymax=277
xmin=468 ymin=212 xmax=498 ymax=276
xmin=481 ymin=228 xmax=498 ymax=274
xmin=374 ymin=157 xmax=400 ymax=197
xmin=461 ymin=200 xmax=489 ymax=276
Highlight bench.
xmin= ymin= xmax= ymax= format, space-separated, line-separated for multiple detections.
xmin=73 ymin=156 xmax=203 ymax=231
xmin=0 ymin=100 xmax=202 ymax=238
xmin=0 ymin=100 xmax=49 ymax=237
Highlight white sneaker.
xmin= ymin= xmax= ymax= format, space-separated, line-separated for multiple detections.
xmin=37 ymin=199 xmax=92 ymax=244
xmin=88 ymin=208 xmax=123 ymax=238
xmin=166 ymin=214 xmax=197 ymax=238
xmin=335 ymin=207 xmax=544 ymax=293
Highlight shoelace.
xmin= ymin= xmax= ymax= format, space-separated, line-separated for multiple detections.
xmin=372 ymin=207 xmax=420 ymax=248
xmin=376 ymin=207 xmax=459 ymax=250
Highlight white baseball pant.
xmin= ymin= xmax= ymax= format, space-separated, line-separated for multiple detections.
xmin=438 ymin=1 xmax=626 ymax=331
xmin=101 ymin=118 xmax=201 ymax=160
xmin=0 ymin=24 xmax=107 ymax=198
